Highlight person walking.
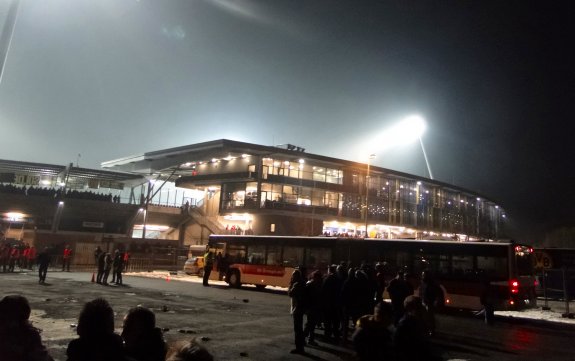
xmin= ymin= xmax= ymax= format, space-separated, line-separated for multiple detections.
xmin=62 ymin=245 xmax=73 ymax=272
xmin=27 ymin=245 xmax=37 ymax=270
xmin=8 ymin=245 xmax=19 ymax=272
xmin=112 ymin=250 xmax=124 ymax=285
xmin=304 ymin=270 xmax=323 ymax=346
xmin=420 ymin=271 xmax=443 ymax=335
xmin=96 ymin=250 xmax=106 ymax=284
xmin=202 ymin=249 xmax=214 ymax=286
xmin=37 ymin=247 xmax=51 ymax=284
xmin=123 ymin=251 xmax=130 ymax=271
xmin=387 ymin=270 xmax=412 ymax=325
xmin=94 ymin=246 xmax=103 ymax=264
xmin=288 ymin=268 xmax=308 ymax=355
xmin=321 ymin=264 xmax=343 ymax=342
xmin=480 ymin=278 xmax=496 ymax=325
xmin=394 ymin=295 xmax=442 ymax=361
xmin=0 ymin=243 xmax=10 ymax=272
xmin=102 ymin=253 xmax=113 ymax=286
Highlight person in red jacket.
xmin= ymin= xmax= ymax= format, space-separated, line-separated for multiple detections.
xmin=62 ymin=245 xmax=73 ymax=272
xmin=8 ymin=246 xmax=20 ymax=272
xmin=27 ymin=246 xmax=37 ymax=270
xmin=22 ymin=246 xmax=30 ymax=269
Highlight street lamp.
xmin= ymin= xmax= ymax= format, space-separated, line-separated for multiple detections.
xmin=365 ymin=153 xmax=376 ymax=237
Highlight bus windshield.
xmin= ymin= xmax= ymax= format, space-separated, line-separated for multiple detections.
xmin=516 ymin=248 xmax=534 ymax=276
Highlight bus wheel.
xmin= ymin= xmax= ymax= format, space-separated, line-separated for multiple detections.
xmin=228 ymin=271 xmax=241 ymax=288
xmin=255 ymin=284 xmax=266 ymax=290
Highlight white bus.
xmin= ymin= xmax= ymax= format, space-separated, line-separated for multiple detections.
xmin=208 ymin=235 xmax=537 ymax=310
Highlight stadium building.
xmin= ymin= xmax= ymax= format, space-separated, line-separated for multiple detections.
xmin=1 ymin=139 xmax=507 ymax=266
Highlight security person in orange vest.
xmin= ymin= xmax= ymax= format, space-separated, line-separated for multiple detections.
xmin=62 ymin=245 xmax=72 ymax=272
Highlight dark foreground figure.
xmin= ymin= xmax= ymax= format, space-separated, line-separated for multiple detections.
xmin=66 ymin=298 xmax=126 ymax=361
xmin=0 ymin=295 xmax=54 ymax=361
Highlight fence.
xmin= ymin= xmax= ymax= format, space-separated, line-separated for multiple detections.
xmin=537 ymin=268 xmax=575 ymax=317
xmin=45 ymin=247 xmax=189 ymax=273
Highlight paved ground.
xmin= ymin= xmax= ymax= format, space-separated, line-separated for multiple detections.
xmin=1 ymin=269 xmax=574 ymax=361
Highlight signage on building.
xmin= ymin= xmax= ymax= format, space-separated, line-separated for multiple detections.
xmin=82 ymin=221 xmax=104 ymax=229
xmin=14 ymin=174 xmax=40 ymax=186
xmin=533 ymin=251 xmax=553 ymax=270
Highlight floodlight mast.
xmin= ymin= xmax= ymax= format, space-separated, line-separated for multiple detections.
xmin=0 ymin=0 xmax=20 ymax=86
xmin=398 ymin=115 xmax=433 ymax=180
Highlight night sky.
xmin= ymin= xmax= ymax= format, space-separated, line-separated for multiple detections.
xmin=0 ymin=1 xmax=573 ymax=241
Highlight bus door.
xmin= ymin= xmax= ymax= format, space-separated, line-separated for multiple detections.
xmin=208 ymin=242 xmax=226 ymax=280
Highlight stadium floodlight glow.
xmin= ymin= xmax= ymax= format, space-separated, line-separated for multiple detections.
xmin=5 ymin=212 xmax=25 ymax=221
xmin=359 ymin=114 xmax=429 ymax=165
xmin=387 ymin=115 xmax=426 ymax=146
xmin=396 ymin=114 xmax=434 ymax=180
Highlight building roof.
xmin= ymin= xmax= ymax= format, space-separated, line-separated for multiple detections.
xmin=101 ymin=139 xmax=501 ymax=205
xmin=0 ymin=159 xmax=142 ymax=183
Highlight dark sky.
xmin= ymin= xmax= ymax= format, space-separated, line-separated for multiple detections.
xmin=0 ymin=0 xmax=573 ymax=241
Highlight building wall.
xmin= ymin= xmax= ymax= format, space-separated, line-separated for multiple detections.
xmin=253 ymin=214 xmax=323 ymax=236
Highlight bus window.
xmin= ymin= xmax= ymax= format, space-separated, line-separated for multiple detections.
xmin=247 ymin=244 xmax=265 ymax=265
xmin=283 ymin=246 xmax=304 ymax=268
xmin=477 ymin=255 xmax=507 ymax=280
xmin=413 ymin=253 xmax=448 ymax=278
xmin=306 ymin=247 xmax=331 ymax=270
xmin=435 ymin=254 xmax=450 ymax=277
xmin=266 ymin=244 xmax=282 ymax=265
xmin=516 ymin=252 xmax=534 ymax=276
xmin=227 ymin=245 xmax=247 ymax=264
xmin=452 ymin=254 xmax=474 ymax=279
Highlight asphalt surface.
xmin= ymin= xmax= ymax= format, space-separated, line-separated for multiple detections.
xmin=1 ymin=270 xmax=574 ymax=361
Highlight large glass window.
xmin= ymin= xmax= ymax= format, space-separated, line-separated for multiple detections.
xmin=477 ymin=255 xmax=508 ymax=279
xmin=306 ymin=247 xmax=331 ymax=270
xmin=452 ymin=254 xmax=474 ymax=278
xmin=283 ymin=246 xmax=305 ymax=267
xmin=227 ymin=244 xmax=247 ymax=264
xmin=267 ymin=245 xmax=282 ymax=266
xmin=247 ymin=244 xmax=266 ymax=265
xmin=325 ymin=191 xmax=339 ymax=208
xmin=312 ymin=167 xmax=326 ymax=182
xmin=326 ymin=168 xmax=343 ymax=184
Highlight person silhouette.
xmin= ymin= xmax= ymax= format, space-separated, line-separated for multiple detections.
xmin=0 ymin=295 xmax=54 ymax=361
xmin=66 ymin=298 xmax=126 ymax=361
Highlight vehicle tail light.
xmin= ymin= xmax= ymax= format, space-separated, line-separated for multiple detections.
xmin=510 ymin=279 xmax=519 ymax=294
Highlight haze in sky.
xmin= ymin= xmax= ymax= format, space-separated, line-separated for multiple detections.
xmin=0 ymin=0 xmax=573 ymax=240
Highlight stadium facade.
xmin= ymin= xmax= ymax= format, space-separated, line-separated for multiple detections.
xmin=1 ymin=139 xmax=507 ymax=253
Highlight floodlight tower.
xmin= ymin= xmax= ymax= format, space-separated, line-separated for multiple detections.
xmin=0 ymin=0 xmax=21 ymax=86
xmin=397 ymin=115 xmax=433 ymax=180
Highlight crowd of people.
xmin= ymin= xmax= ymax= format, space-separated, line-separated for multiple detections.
xmin=288 ymin=263 xmax=445 ymax=360
xmin=94 ymin=246 xmax=130 ymax=286
xmin=0 ymin=242 xmax=37 ymax=273
xmin=0 ymin=184 xmax=120 ymax=203
xmin=0 ymin=295 xmax=213 ymax=361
